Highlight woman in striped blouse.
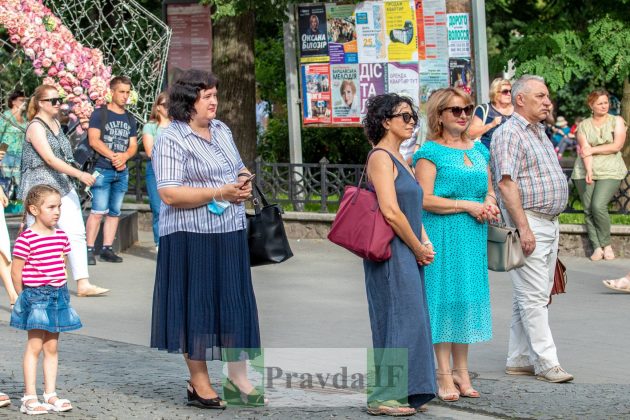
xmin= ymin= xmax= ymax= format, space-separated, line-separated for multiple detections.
xmin=150 ymin=70 xmax=263 ymax=408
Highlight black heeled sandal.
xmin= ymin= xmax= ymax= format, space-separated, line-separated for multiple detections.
xmin=223 ymin=378 xmax=266 ymax=406
xmin=186 ymin=380 xmax=226 ymax=409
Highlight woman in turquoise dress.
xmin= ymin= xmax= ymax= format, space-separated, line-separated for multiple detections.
xmin=413 ymin=88 xmax=499 ymax=402
xmin=0 ymin=91 xmax=27 ymax=213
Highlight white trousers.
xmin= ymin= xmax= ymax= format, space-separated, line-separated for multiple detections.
xmin=27 ymin=189 xmax=89 ymax=281
xmin=506 ymin=214 xmax=559 ymax=373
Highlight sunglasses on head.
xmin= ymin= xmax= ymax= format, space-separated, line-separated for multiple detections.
xmin=389 ymin=112 xmax=418 ymax=124
xmin=40 ymin=97 xmax=63 ymax=106
xmin=441 ymin=105 xmax=474 ymax=118
xmin=501 ymin=89 xmax=512 ymax=95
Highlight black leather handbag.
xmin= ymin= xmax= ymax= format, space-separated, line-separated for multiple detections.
xmin=247 ymin=183 xmax=293 ymax=267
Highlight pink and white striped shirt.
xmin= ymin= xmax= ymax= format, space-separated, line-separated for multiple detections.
xmin=13 ymin=229 xmax=71 ymax=287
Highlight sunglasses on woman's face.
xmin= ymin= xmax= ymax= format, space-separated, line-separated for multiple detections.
xmin=501 ymin=89 xmax=512 ymax=95
xmin=40 ymin=97 xmax=63 ymax=106
xmin=442 ymin=105 xmax=474 ymax=118
xmin=390 ymin=112 xmax=418 ymax=124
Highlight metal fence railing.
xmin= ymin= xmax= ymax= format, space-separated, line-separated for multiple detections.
xmin=127 ymin=155 xmax=630 ymax=214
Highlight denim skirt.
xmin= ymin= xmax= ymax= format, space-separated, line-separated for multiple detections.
xmin=150 ymin=230 xmax=261 ymax=361
xmin=10 ymin=284 xmax=82 ymax=333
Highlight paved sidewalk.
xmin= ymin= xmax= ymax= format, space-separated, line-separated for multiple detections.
xmin=0 ymin=233 xmax=628 ymax=419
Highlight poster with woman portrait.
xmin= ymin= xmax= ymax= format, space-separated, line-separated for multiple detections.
xmin=298 ymin=4 xmax=329 ymax=63
xmin=331 ymin=64 xmax=360 ymax=123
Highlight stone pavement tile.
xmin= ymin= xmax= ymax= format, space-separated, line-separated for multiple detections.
xmin=0 ymin=322 xmax=490 ymax=419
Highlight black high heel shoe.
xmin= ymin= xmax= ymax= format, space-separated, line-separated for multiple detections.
xmin=186 ymin=380 xmax=226 ymax=409
xmin=223 ymin=378 xmax=266 ymax=406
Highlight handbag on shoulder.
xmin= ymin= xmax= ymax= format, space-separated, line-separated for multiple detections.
xmin=327 ymin=148 xmax=395 ymax=262
xmin=487 ymin=222 xmax=526 ymax=272
xmin=247 ymin=183 xmax=293 ymax=267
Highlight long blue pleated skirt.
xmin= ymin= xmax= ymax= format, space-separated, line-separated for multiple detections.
xmin=150 ymin=230 xmax=261 ymax=361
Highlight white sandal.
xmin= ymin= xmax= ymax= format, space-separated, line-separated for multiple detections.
xmin=0 ymin=392 xmax=10 ymax=408
xmin=19 ymin=395 xmax=48 ymax=415
xmin=43 ymin=391 xmax=72 ymax=412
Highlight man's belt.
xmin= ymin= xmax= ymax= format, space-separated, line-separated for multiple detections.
xmin=524 ymin=209 xmax=559 ymax=222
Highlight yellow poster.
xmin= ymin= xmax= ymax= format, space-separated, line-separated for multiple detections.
xmin=384 ymin=0 xmax=418 ymax=62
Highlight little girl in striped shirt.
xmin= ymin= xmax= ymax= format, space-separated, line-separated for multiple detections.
xmin=10 ymin=185 xmax=81 ymax=415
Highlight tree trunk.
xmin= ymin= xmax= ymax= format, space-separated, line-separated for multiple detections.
xmin=212 ymin=11 xmax=257 ymax=166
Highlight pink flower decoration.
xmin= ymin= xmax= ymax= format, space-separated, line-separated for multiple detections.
xmin=0 ymin=0 xmax=112 ymax=121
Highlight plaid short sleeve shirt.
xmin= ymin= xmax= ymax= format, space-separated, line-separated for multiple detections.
xmin=490 ymin=112 xmax=568 ymax=216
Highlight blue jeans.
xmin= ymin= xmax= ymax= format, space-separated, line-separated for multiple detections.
xmin=90 ymin=168 xmax=129 ymax=217
xmin=145 ymin=161 xmax=161 ymax=245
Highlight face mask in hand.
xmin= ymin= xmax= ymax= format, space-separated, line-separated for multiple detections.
xmin=207 ymin=199 xmax=230 ymax=215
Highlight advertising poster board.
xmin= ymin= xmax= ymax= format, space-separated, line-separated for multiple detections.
xmin=297 ymin=0 xmax=476 ymax=126
xmin=387 ymin=62 xmax=420 ymax=109
xmin=355 ymin=2 xmax=388 ymax=63
xmin=301 ymin=63 xmax=332 ymax=124
xmin=421 ymin=0 xmax=448 ymax=60
xmin=384 ymin=1 xmax=418 ymax=62
xmin=447 ymin=13 xmax=471 ymax=57
xmin=331 ymin=64 xmax=361 ymax=123
xmin=359 ymin=63 xmax=387 ymax=117
xmin=449 ymin=57 xmax=473 ymax=96
xmin=298 ymin=4 xmax=329 ymax=63
xmin=326 ymin=4 xmax=358 ymax=64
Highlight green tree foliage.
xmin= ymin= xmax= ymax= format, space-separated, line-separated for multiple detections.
xmin=486 ymin=0 xmax=630 ymax=120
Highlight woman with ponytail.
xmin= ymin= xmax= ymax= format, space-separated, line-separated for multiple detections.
xmin=20 ymin=84 xmax=108 ymax=297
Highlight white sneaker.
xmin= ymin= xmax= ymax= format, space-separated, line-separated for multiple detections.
xmin=536 ymin=366 xmax=574 ymax=383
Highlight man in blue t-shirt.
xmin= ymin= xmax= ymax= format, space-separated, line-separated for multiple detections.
xmin=85 ymin=76 xmax=138 ymax=264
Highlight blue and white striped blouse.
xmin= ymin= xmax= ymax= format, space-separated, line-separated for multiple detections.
xmin=152 ymin=119 xmax=247 ymax=236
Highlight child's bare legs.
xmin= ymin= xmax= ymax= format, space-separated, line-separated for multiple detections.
xmin=42 ymin=332 xmax=71 ymax=410
xmin=0 ymin=253 xmax=17 ymax=305
xmin=23 ymin=330 xmax=47 ymax=412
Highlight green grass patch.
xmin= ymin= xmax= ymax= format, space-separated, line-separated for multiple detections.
xmin=559 ymin=213 xmax=630 ymax=225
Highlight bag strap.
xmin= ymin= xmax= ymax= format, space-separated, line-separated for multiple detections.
xmin=250 ymin=181 xmax=273 ymax=215
xmin=31 ymin=117 xmax=60 ymax=139
xmin=359 ymin=147 xmax=397 ymax=187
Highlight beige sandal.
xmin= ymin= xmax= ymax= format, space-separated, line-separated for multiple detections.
xmin=603 ymin=246 xmax=615 ymax=260
xmin=590 ymin=248 xmax=604 ymax=261
xmin=367 ymin=400 xmax=416 ymax=417
xmin=436 ymin=371 xmax=459 ymax=402
xmin=452 ymin=368 xmax=480 ymax=398
xmin=603 ymin=276 xmax=630 ymax=293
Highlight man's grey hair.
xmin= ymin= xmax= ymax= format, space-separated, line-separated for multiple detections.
xmin=511 ymin=75 xmax=545 ymax=106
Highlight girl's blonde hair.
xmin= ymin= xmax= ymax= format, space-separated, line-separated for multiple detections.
xmin=425 ymin=88 xmax=473 ymax=141
xmin=149 ymin=91 xmax=169 ymax=123
xmin=19 ymin=185 xmax=62 ymax=234
xmin=489 ymin=78 xmax=511 ymax=103
xmin=27 ymin=84 xmax=58 ymax=121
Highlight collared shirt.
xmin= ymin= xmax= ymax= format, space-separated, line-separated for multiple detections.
xmin=490 ymin=112 xmax=568 ymax=216
xmin=152 ymin=119 xmax=247 ymax=236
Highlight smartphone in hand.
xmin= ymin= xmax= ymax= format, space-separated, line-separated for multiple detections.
xmin=240 ymin=174 xmax=256 ymax=189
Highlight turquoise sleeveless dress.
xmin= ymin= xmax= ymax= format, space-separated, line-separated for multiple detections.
xmin=412 ymin=141 xmax=492 ymax=344
xmin=363 ymin=150 xmax=436 ymax=408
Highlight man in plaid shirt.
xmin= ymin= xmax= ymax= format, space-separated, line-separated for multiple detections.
xmin=490 ymin=75 xmax=573 ymax=384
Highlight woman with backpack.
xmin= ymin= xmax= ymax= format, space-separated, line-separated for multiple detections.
xmin=468 ymin=78 xmax=514 ymax=148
